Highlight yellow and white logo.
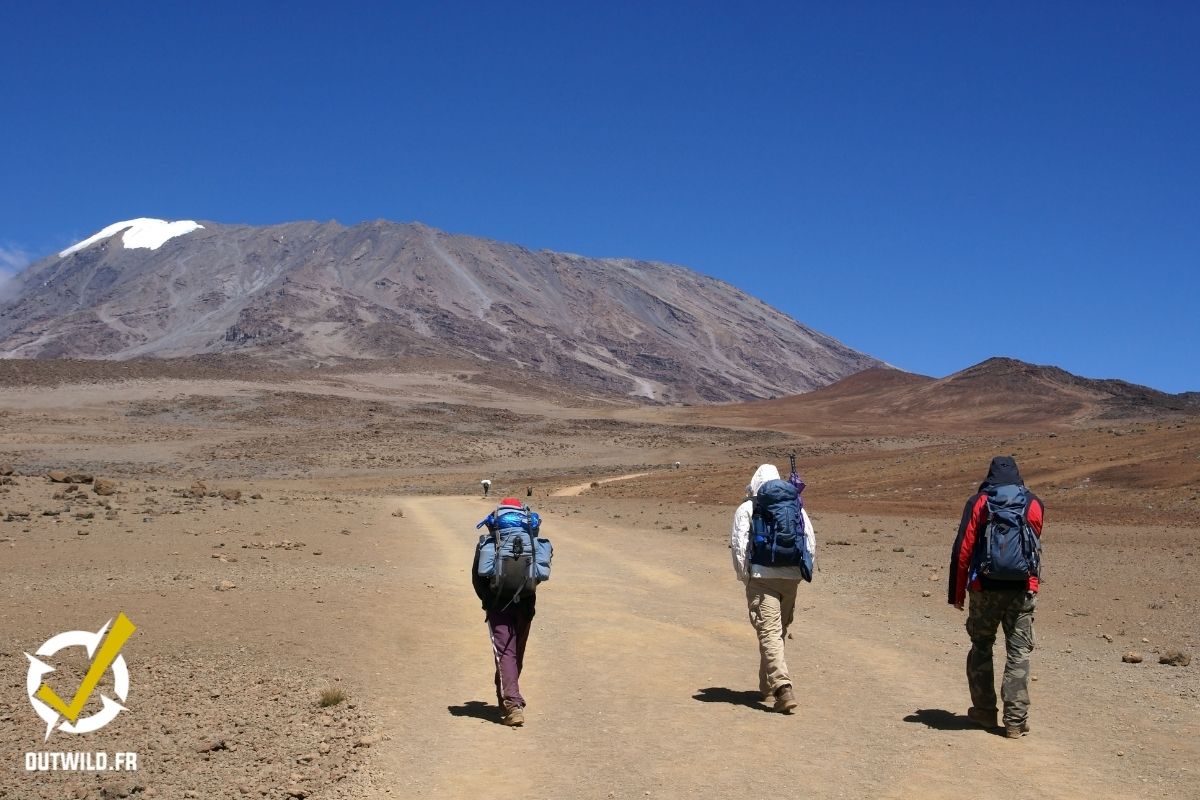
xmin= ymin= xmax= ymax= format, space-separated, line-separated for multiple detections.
xmin=24 ymin=613 xmax=137 ymax=741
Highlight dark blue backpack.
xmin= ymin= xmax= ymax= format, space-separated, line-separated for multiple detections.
xmin=750 ymin=479 xmax=813 ymax=581
xmin=976 ymin=484 xmax=1041 ymax=581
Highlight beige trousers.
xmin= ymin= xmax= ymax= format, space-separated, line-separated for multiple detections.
xmin=746 ymin=577 xmax=799 ymax=694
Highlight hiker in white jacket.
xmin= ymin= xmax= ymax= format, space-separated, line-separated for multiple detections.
xmin=730 ymin=463 xmax=816 ymax=713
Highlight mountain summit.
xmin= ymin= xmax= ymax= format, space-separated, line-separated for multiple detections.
xmin=0 ymin=218 xmax=882 ymax=401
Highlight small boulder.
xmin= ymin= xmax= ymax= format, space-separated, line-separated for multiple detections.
xmin=214 ymin=580 xmax=237 ymax=592
xmin=1159 ymin=650 xmax=1191 ymax=667
xmin=220 ymin=488 xmax=242 ymax=502
xmin=66 ymin=472 xmax=94 ymax=484
xmin=0 ymin=465 xmax=13 ymax=476
xmin=1121 ymin=651 xmax=1143 ymax=664
xmin=47 ymin=470 xmax=69 ymax=483
xmin=94 ymin=478 xmax=118 ymax=496
xmin=182 ymin=481 xmax=208 ymax=499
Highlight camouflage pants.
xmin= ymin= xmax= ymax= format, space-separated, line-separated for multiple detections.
xmin=966 ymin=589 xmax=1037 ymax=727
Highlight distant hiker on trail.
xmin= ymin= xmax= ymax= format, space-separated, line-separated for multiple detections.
xmin=472 ymin=498 xmax=553 ymax=727
xmin=481 ymin=479 xmax=491 ymax=497
xmin=730 ymin=461 xmax=816 ymax=714
xmin=949 ymin=456 xmax=1044 ymax=739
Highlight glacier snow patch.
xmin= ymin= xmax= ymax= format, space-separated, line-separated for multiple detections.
xmin=59 ymin=218 xmax=204 ymax=257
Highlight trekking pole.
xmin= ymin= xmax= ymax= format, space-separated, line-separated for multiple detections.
xmin=788 ymin=452 xmax=814 ymax=578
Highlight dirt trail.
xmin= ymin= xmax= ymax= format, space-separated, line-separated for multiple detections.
xmin=551 ymin=472 xmax=651 ymax=497
xmin=355 ymin=496 xmax=1185 ymax=799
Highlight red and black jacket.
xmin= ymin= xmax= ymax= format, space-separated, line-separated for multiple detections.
xmin=948 ymin=457 xmax=1044 ymax=607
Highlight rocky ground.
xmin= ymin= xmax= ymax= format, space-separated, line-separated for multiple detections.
xmin=0 ymin=367 xmax=1196 ymax=799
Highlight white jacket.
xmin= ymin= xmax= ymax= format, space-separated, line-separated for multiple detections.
xmin=730 ymin=464 xmax=816 ymax=584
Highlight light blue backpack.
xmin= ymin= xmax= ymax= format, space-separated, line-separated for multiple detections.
xmin=476 ymin=503 xmax=552 ymax=602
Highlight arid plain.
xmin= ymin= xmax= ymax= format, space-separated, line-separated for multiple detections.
xmin=1 ymin=360 xmax=1196 ymax=799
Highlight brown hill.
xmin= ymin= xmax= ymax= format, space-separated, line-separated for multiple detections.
xmin=689 ymin=358 xmax=1198 ymax=433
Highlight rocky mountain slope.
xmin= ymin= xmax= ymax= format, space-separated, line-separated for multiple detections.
xmin=0 ymin=219 xmax=882 ymax=401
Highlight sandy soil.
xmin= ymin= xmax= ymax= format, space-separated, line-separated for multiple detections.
xmin=0 ymin=369 xmax=1196 ymax=799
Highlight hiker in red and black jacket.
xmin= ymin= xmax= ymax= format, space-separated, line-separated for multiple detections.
xmin=948 ymin=455 xmax=1044 ymax=739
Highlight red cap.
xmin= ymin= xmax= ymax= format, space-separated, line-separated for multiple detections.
xmin=499 ymin=497 xmax=523 ymax=508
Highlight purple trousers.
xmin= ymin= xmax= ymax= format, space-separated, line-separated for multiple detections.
xmin=487 ymin=607 xmax=533 ymax=710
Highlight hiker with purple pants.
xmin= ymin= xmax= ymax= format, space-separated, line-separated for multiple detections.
xmin=472 ymin=498 xmax=552 ymax=726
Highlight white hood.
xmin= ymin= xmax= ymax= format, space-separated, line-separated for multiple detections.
xmin=747 ymin=463 xmax=781 ymax=496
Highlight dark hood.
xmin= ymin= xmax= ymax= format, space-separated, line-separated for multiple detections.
xmin=978 ymin=456 xmax=1023 ymax=491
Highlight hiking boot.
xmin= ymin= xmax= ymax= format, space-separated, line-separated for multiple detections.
xmin=1005 ymin=721 xmax=1030 ymax=739
xmin=501 ymin=706 xmax=525 ymax=727
xmin=967 ymin=706 xmax=998 ymax=729
xmin=773 ymin=686 xmax=798 ymax=714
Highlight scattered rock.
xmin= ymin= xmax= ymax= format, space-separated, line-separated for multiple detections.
xmin=921 ymin=590 xmax=931 ymax=597
xmin=47 ymin=470 xmax=69 ymax=483
xmin=1159 ymin=650 xmax=1191 ymax=667
xmin=244 ymin=539 xmax=306 ymax=550
xmin=1122 ymin=651 xmax=1143 ymax=664
xmin=67 ymin=472 xmax=94 ymax=484
xmin=220 ymin=488 xmax=242 ymax=501
xmin=214 ymin=580 xmax=237 ymax=592
xmin=0 ymin=465 xmax=13 ymax=476
xmin=196 ymin=738 xmax=227 ymax=753
xmin=94 ymin=477 xmax=118 ymax=496
xmin=1101 ymin=633 xmax=1114 ymax=642
xmin=100 ymin=776 xmax=139 ymax=798
xmin=892 ymin=546 xmax=905 ymax=553
xmin=250 ymin=493 xmax=263 ymax=500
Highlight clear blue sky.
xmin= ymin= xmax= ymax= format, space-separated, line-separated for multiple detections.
xmin=2 ymin=2 xmax=1197 ymax=392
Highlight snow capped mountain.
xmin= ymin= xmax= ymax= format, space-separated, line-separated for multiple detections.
xmin=58 ymin=218 xmax=204 ymax=257
xmin=2 ymin=218 xmax=883 ymax=401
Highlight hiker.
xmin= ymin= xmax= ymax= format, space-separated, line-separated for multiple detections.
xmin=472 ymin=498 xmax=553 ymax=726
xmin=949 ymin=456 xmax=1044 ymax=738
xmin=480 ymin=478 xmax=491 ymax=497
xmin=730 ymin=463 xmax=816 ymax=713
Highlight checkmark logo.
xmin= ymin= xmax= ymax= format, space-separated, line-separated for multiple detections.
xmin=25 ymin=612 xmax=137 ymax=740
xmin=35 ymin=613 xmax=136 ymax=723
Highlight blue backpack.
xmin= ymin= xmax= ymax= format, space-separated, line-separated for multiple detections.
xmin=476 ymin=504 xmax=552 ymax=602
xmin=976 ymin=484 xmax=1041 ymax=581
xmin=750 ymin=479 xmax=813 ymax=582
